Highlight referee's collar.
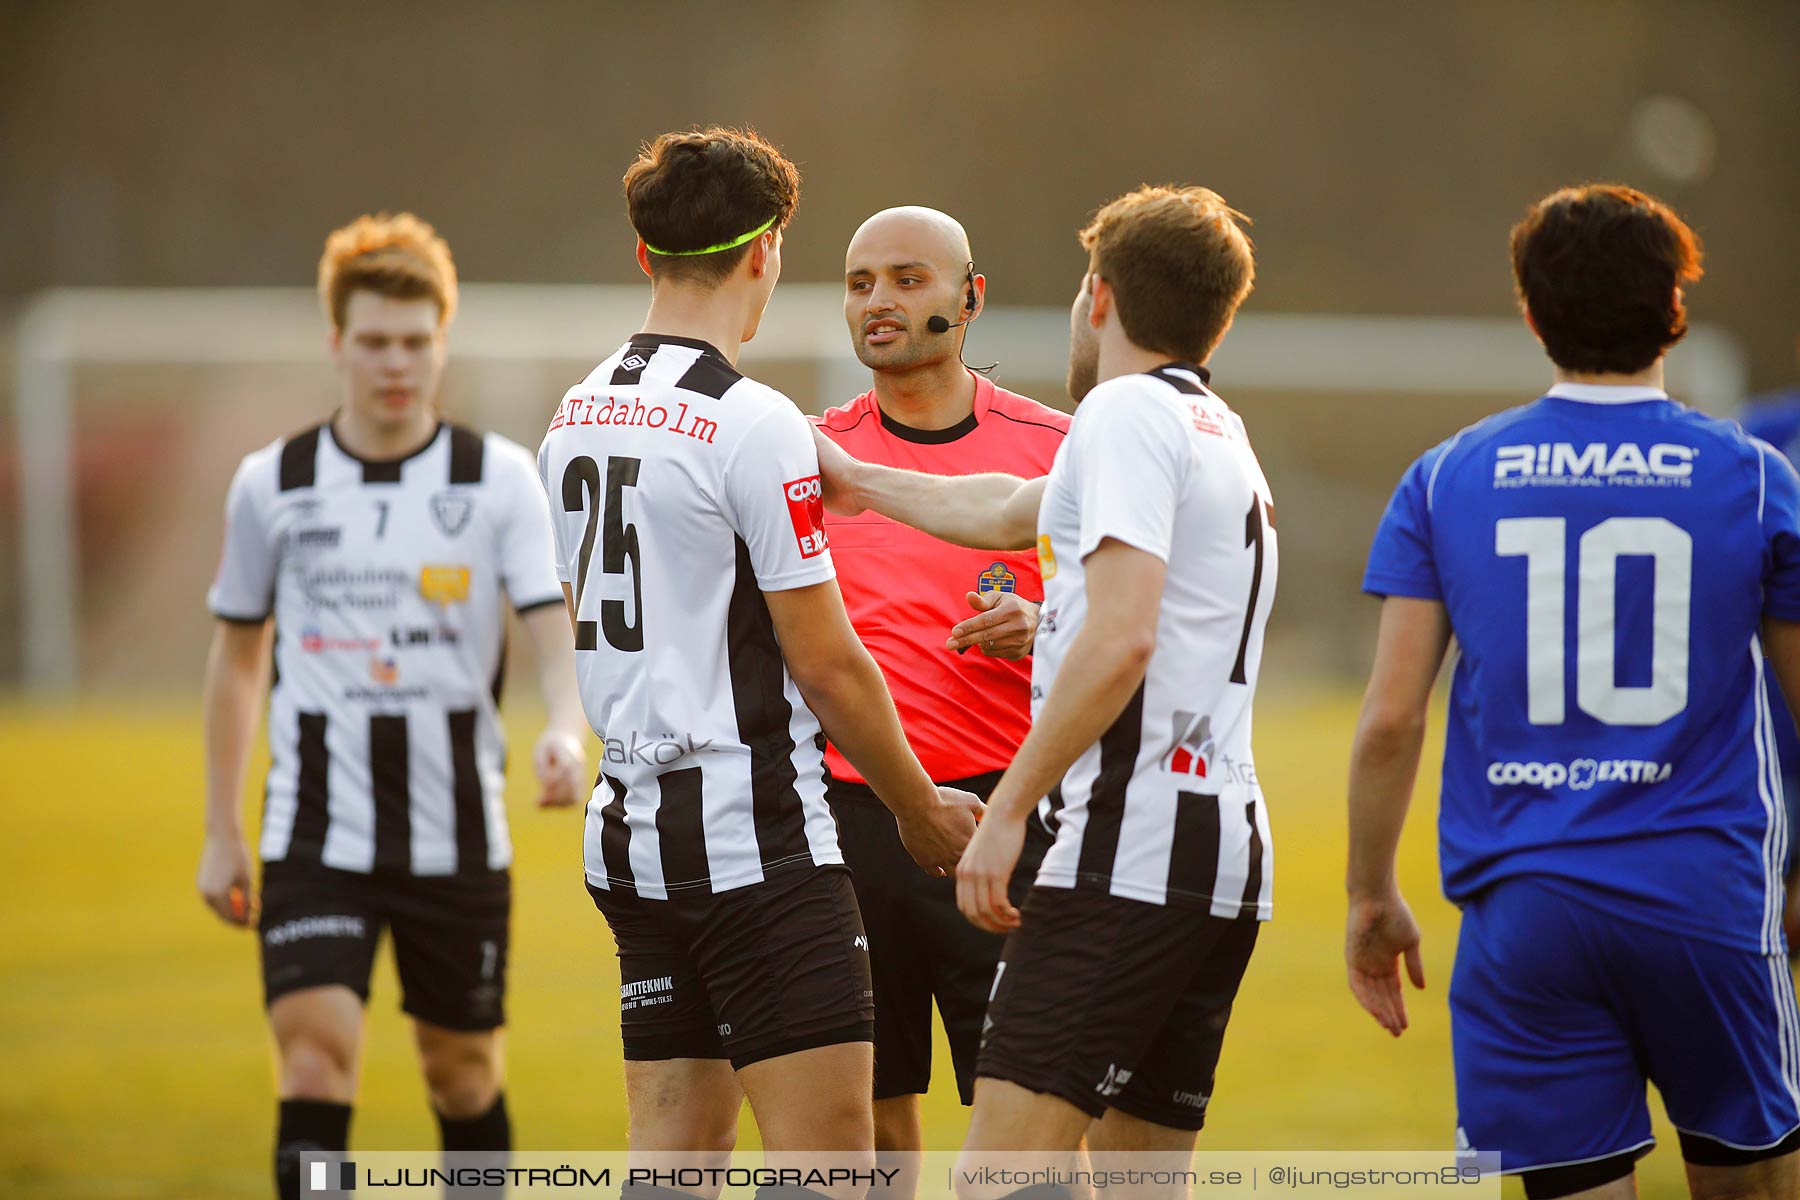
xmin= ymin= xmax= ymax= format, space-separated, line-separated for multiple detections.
xmin=1545 ymin=381 xmax=1669 ymax=405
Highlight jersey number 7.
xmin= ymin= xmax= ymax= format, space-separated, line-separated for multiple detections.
xmin=563 ymin=455 xmax=644 ymax=653
xmin=1495 ymin=516 xmax=1691 ymax=726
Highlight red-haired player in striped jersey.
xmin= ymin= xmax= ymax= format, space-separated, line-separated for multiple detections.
xmin=819 ymin=208 xmax=1069 ymax=1186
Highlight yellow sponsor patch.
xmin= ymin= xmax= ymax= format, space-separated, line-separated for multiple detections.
xmin=1037 ymin=534 xmax=1057 ymax=580
xmin=419 ymin=564 xmax=471 ymax=605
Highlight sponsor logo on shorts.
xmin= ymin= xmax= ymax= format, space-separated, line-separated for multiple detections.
xmin=1172 ymin=1088 xmax=1211 ymax=1112
xmin=977 ymin=561 xmax=1017 ymax=594
xmin=1486 ymin=758 xmax=1673 ymax=789
xmin=619 ymin=975 xmax=675 ymax=1012
xmin=1096 ymin=1063 xmax=1133 ymax=1098
xmin=783 ymin=476 xmax=829 ymax=558
xmin=1493 ymin=442 xmax=1696 ymax=489
xmin=602 ymin=731 xmax=715 ymax=767
xmin=263 ymin=915 xmax=367 ymax=946
xmin=429 ymin=491 xmax=474 ymax=538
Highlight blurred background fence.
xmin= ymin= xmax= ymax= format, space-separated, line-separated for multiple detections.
xmin=2 ymin=0 xmax=1796 ymax=698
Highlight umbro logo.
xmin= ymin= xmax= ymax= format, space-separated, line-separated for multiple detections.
xmin=621 ymin=353 xmax=649 ymax=372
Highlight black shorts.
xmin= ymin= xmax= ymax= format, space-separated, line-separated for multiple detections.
xmin=828 ymin=769 xmax=1053 ymax=1103
xmin=588 ymin=864 xmax=874 ymax=1070
xmin=258 ymin=861 xmax=510 ymax=1032
xmin=977 ymin=885 xmax=1260 ymax=1131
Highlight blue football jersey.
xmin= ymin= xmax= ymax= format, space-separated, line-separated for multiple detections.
xmin=1365 ymin=382 xmax=1800 ymax=954
xmin=1739 ymin=388 xmax=1800 ymax=779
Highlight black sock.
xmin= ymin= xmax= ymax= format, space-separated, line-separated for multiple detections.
xmin=275 ymin=1099 xmax=352 ymax=1200
xmin=438 ymin=1092 xmax=510 ymax=1198
xmin=437 ymin=1091 xmax=511 ymax=1152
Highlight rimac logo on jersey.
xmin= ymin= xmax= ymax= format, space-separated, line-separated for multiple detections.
xmin=1487 ymin=758 xmax=1673 ymax=789
xmin=977 ymin=561 xmax=1017 ymax=594
xmin=1167 ymin=711 xmax=1215 ymax=777
xmin=1494 ymin=442 xmax=1696 ymax=489
xmin=783 ymin=476 xmax=829 ymax=558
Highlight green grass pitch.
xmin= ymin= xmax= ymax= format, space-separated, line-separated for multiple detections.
xmin=0 ymin=696 xmax=1725 ymax=1197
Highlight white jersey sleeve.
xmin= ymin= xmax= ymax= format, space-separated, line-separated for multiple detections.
xmin=1074 ymin=385 xmax=1191 ymax=563
xmin=719 ymin=401 xmax=836 ymax=592
xmin=488 ymin=435 xmax=564 ymax=610
xmin=207 ymin=445 xmax=280 ymax=621
xmin=536 ymin=437 xmax=574 ymax=585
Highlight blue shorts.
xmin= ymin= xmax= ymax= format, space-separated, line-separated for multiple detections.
xmin=1451 ymin=876 xmax=1800 ymax=1174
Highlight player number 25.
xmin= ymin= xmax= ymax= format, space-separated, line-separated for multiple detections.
xmin=562 ymin=454 xmax=644 ymax=653
xmin=1495 ymin=516 xmax=1690 ymax=726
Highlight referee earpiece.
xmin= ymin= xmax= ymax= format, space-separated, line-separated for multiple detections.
xmin=926 ymin=263 xmax=981 ymax=334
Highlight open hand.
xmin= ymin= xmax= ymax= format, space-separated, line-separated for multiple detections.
xmin=1345 ymin=890 xmax=1426 ymax=1036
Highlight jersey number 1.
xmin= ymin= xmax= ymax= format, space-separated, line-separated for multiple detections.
xmin=563 ymin=455 xmax=644 ymax=653
xmin=1495 ymin=516 xmax=1691 ymax=726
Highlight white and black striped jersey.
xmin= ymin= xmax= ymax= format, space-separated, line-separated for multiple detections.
xmin=207 ymin=421 xmax=563 ymax=876
xmin=1030 ymin=364 xmax=1277 ymax=917
xmin=537 ymin=334 xmax=843 ymax=900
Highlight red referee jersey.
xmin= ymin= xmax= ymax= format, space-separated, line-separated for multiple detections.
xmin=817 ymin=372 xmax=1070 ymax=785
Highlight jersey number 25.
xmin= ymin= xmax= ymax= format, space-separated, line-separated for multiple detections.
xmin=563 ymin=455 xmax=644 ymax=653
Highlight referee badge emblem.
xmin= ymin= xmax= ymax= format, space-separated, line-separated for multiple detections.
xmin=977 ymin=562 xmax=1017 ymax=594
xmin=429 ymin=491 xmax=474 ymax=538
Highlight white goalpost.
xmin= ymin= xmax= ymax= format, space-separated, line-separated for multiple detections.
xmin=9 ymin=283 xmax=1749 ymax=694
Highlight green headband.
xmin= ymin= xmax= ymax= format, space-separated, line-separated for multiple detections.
xmin=644 ymin=215 xmax=778 ymax=257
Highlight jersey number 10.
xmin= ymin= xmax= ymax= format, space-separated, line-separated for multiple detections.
xmin=563 ymin=455 xmax=644 ymax=653
xmin=1495 ymin=516 xmax=1691 ymax=726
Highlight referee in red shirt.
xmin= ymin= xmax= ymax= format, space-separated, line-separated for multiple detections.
xmin=819 ymin=207 xmax=1070 ymax=1169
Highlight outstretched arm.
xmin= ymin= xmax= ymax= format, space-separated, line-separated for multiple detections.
xmin=813 ymin=427 xmax=1043 ymax=551
xmin=1344 ymin=595 xmax=1451 ymax=1036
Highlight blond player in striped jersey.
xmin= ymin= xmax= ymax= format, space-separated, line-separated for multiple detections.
xmin=199 ymin=214 xmax=588 ymax=1199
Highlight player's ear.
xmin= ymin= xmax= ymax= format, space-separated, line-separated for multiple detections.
xmin=1089 ymin=275 xmax=1112 ymax=328
xmin=747 ymin=229 xmax=777 ymax=279
xmin=635 ymin=240 xmax=655 ymax=279
xmin=969 ymin=272 xmax=987 ymax=319
xmin=327 ymin=325 xmax=344 ymax=364
xmin=1520 ymin=303 xmax=1540 ymax=341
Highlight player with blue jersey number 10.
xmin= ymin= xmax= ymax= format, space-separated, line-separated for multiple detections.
xmin=1347 ymin=184 xmax=1800 ymax=1200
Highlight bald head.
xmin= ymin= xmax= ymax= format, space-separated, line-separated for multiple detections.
xmin=846 ymin=206 xmax=971 ymax=276
xmin=844 ymin=207 xmax=982 ymax=373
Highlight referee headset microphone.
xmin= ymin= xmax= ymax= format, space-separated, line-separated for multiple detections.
xmin=926 ymin=260 xmax=999 ymax=373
